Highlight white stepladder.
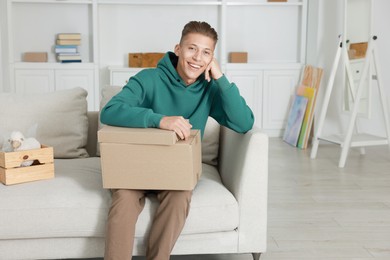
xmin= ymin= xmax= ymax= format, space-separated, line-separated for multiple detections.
xmin=310 ymin=35 xmax=390 ymax=168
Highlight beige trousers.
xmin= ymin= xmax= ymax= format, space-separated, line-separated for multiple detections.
xmin=104 ymin=189 xmax=192 ymax=260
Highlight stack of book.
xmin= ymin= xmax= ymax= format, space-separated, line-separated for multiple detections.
xmin=55 ymin=33 xmax=82 ymax=63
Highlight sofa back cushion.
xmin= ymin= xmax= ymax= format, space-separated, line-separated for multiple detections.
xmin=99 ymin=86 xmax=220 ymax=166
xmin=0 ymin=87 xmax=89 ymax=158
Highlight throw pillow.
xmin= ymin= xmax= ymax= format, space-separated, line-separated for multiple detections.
xmin=0 ymin=87 xmax=89 ymax=158
xmin=98 ymin=85 xmax=220 ymax=165
xmin=201 ymin=117 xmax=220 ymax=166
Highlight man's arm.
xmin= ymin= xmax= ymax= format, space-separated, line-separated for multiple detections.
xmin=100 ymin=80 xmax=164 ymax=128
xmin=207 ymin=59 xmax=255 ymax=133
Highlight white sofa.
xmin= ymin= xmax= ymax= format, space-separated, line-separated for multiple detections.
xmin=0 ymin=87 xmax=268 ymax=260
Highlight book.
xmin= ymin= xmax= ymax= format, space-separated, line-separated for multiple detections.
xmin=60 ymin=60 xmax=82 ymax=63
xmin=56 ymin=39 xmax=81 ymax=45
xmin=55 ymin=46 xmax=78 ymax=54
xmin=57 ymin=55 xmax=81 ymax=61
xmin=283 ymin=95 xmax=308 ymax=147
xmin=57 ymin=52 xmax=80 ymax=56
xmin=57 ymin=55 xmax=82 ymax=61
xmin=296 ymin=85 xmax=316 ymax=149
xmin=57 ymin=33 xmax=81 ymax=40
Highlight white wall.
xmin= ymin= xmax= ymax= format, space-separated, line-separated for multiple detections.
xmin=0 ymin=1 xmax=4 ymax=93
xmin=0 ymin=0 xmax=9 ymax=93
xmin=0 ymin=21 xmax=3 ymax=93
xmin=307 ymin=0 xmax=390 ymax=137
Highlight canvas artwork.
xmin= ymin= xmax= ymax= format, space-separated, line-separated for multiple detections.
xmin=283 ymin=95 xmax=308 ymax=147
xmin=297 ymin=85 xmax=316 ymax=149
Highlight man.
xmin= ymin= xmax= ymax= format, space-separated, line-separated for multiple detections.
xmin=101 ymin=21 xmax=254 ymax=260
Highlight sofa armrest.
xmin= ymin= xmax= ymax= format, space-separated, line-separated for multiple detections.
xmin=218 ymin=126 xmax=268 ymax=253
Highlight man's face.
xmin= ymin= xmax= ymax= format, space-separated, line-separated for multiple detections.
xmin=174 ymin=33 xmax=215 ymax=85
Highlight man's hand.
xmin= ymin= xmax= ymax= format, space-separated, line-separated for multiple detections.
xmin=205 ymin=58 xmax=223 ymax=82
xmin=159 ymin=116 xmax=192 ymax=140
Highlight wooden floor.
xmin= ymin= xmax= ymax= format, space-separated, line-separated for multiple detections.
xmin=169 ymin=138 xmax=390 ymax=259
xmin=87 ymin=137 xmax=390 ymax=260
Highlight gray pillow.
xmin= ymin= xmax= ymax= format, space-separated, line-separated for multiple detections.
xmin=98 ymin=85 xmax=220 ymax=166
xmin=0 ymin=87 xmax=89 ymax=158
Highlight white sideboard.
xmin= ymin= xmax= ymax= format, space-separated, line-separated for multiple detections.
xmin=109 ymin=63 xmax=301 ymax=136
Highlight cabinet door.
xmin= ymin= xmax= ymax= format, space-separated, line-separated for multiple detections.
xmin=110 ymin=68 xmax=143 ymax=86
xmin=55 ymin=69 xmax=95 ymax=110
xmin=14 ymin=69 xmax=55 ymax=94
xmin=263 ymin=70 xmax=300 ymax=131
xmin=225 ymin=70 xmax=263 ymax=128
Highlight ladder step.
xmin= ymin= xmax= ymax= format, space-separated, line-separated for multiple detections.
xmin=318 ymin=134 xmax=389 ymax=147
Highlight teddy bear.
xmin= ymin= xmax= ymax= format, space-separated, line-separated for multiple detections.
xmin=8 ymin=131 xmax=41 ymax=167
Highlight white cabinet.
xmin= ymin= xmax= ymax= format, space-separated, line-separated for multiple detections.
xmin=226 ymin=64 xmax=301 ymax=136
xmin=263 ymin=69 xmax=301 ymax=131
xmin=109 ymin=67 xmax=143 ymax=86
xmin=14 ymin=64 xmax=96 ymax=110
xmin=110 ymin=65 xmax=301 ymax=136
xmin=224 ymin=69 xmax=263 ymax=129
xmin=14 ymin=69 xmax=55 ymax=94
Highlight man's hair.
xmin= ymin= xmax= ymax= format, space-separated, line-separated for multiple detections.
xmin=180 ymin=21 xmax=218 ymax=45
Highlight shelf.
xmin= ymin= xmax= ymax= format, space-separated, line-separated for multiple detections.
xmin=12 ymin=0 xmax=93 ymax=4
xmin=13 ymin=62 xmax=96 ymax=70
xmin=98 ymin=0 xmax=302 ymax=6
xmin=226 ymin=62 xmax=302 ymax=70
xmin=318 ymin=133 xmax=389 ymax=147
xmin=227 ymin=2 xmax=303 ymax=6
xmin=98 ymin=0 xmax=221 ymax=5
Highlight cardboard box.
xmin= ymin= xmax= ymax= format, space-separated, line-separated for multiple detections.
xmin=0 ymin=145 xmax=54 ymax=185
xmin=229 ymin=52 xmax=248 ymax=63
xmin=98 ymin=126 xmax=202 ymax=190
xmin=23 ymin=52 xmax=48 ymax=62
xmin=128 ymin=53 xmax=165 ymax=68
xmin=349 ymin=42 xmax=368 ymax=59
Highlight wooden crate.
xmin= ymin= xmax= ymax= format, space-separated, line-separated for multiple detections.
xmin=128 ymin=53 xmax=165 ymax=68
xmin=0 ymin=145 xmax=54 ymax=185
xmin=349 ymin=42 xmax=368 ymax=59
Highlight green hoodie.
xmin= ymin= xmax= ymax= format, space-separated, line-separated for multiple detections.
xmin=100 ymin=52 xmax=254 ymax=137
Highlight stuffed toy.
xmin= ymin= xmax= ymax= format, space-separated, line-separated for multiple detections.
xmin=8 ymin=131 xmax=41 ymax=167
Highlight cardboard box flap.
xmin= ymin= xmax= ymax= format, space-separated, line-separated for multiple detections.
xmin=98 ymin=126 xmax=178 ymax=145
xmin=177 ymin=130 xmax=200 ymax=145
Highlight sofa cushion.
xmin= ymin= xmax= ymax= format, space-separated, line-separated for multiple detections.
xmin=134 ymin=164 xmax=239 ymax=237
xmin=0 ymin=157 xmax=111 ymax=240
xmin=0 ymin=162 xmax=238 ymax=239
xmin=98 ymin=86 xmax=220 ymax=165
xmin=0 ymin=87 xmax=89 ymax=158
